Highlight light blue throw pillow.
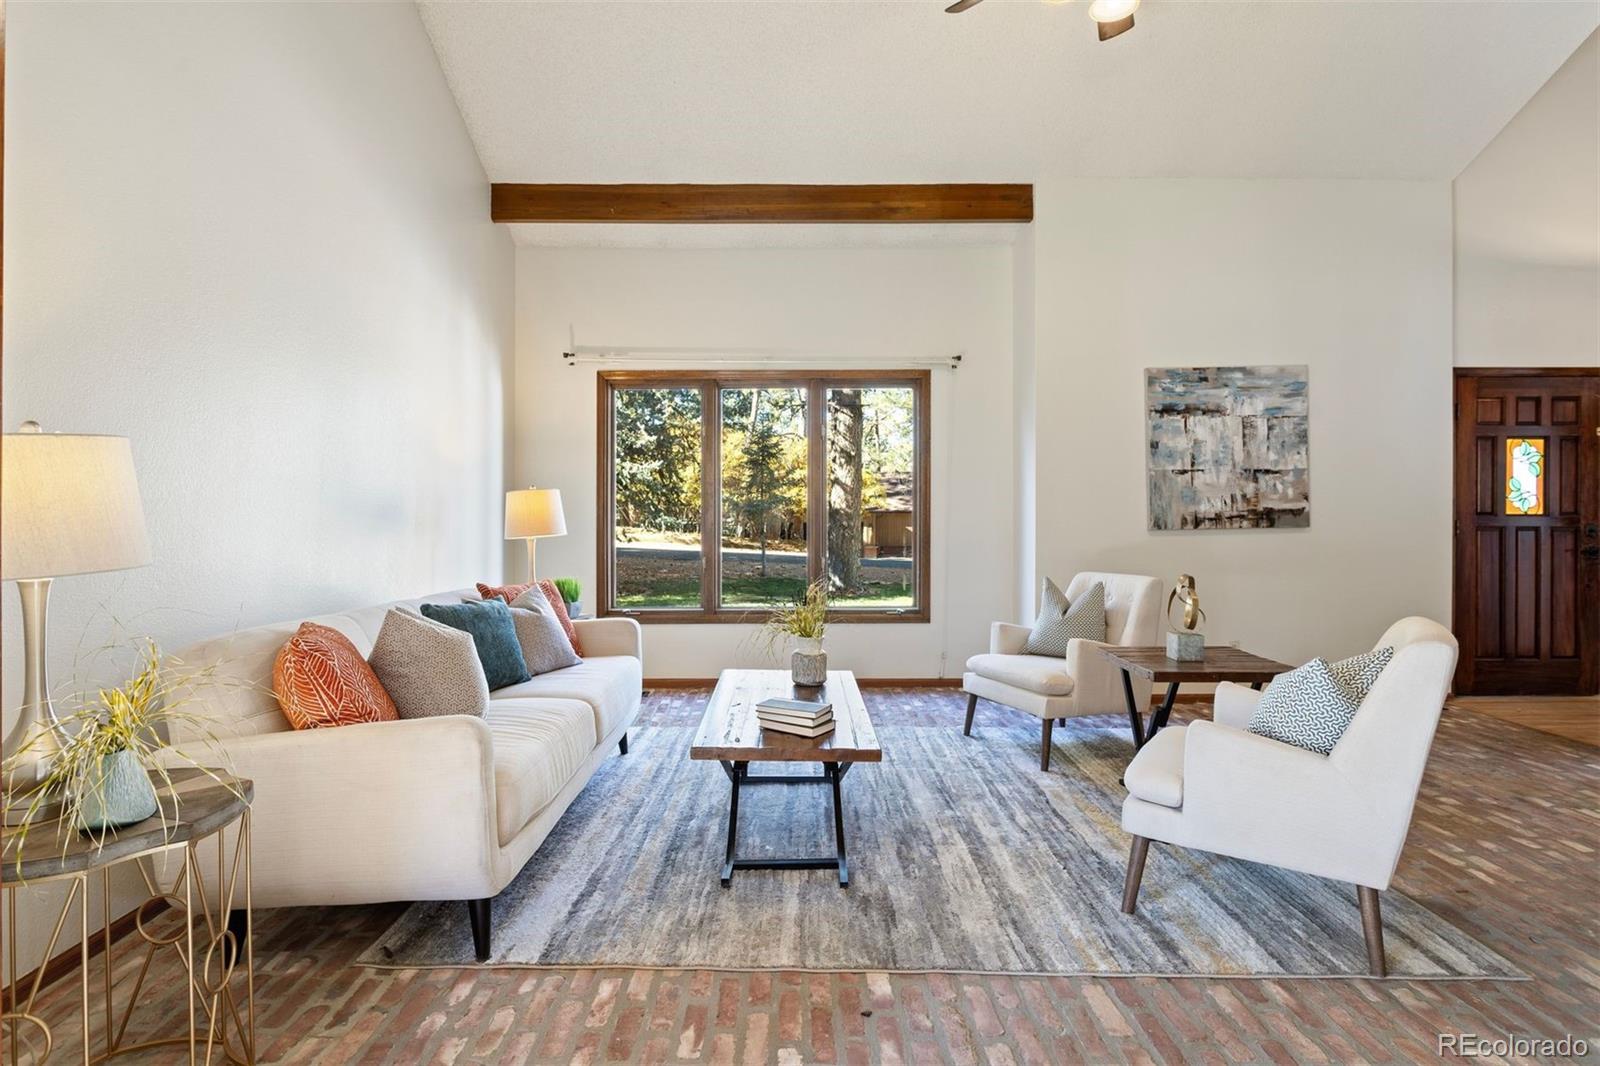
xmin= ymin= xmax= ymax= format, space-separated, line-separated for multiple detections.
xmin=1247 ymin=646 xmax=1395 ymax=755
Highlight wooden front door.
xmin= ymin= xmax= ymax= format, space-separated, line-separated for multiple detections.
xmin=1453 ymin=370 xmax=1600 ymax=695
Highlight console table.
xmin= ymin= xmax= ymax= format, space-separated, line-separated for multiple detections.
xmin=1 ymin=768 xmax=254 ymax=1065
xmin=1097 ymin=646 xmax=1292 ymax=748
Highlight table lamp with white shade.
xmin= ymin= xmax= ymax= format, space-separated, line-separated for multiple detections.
xmin=505 ymin=487 xmax=566 ymax=582
xmin=2 ymin=422 xmax=152 ymax=823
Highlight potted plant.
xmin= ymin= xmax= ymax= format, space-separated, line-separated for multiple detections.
xmin=553 ymin=577 xmax=583 ymax=619
xmin=3 ymin=638 xmax=241 ymax=859
xmin=761 ymin=580 xmax=829 ymax=686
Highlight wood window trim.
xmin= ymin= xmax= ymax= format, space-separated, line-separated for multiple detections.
xmin=598 ymin=369 xmax=932 ymax=624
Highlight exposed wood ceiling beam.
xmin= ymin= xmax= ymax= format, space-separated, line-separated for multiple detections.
xmin=490 ymin=184 xmax=1033 ymax=224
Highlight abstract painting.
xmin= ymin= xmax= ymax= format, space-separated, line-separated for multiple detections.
xmin=1146 ymin=366 xmax=1310 ymax=531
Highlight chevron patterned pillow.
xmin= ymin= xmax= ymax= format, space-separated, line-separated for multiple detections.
xmin=1248 ymin=646 xmax=1395 ymax=755
xmin=1326 ymin=645 xmax=1395 ymax=698
xmin=1024 ymin=579 xmax=1107 ymax=656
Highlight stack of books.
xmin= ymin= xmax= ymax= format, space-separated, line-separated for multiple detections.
xmin=756 ymin=697 xmax=835 ymax=738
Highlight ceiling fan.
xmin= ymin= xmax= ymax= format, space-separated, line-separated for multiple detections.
xmin=945 ymin=0 xmax=1140 ymax=41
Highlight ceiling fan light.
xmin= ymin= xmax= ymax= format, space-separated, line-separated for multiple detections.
xmin=1086 ymin=0 xmax=1139 ymax=23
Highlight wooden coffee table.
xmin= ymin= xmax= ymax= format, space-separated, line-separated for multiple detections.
xmin=1097 ymin=646 xmax=1292 ymax=748
xmin=690 ymin=669 xmax=881 ymax=887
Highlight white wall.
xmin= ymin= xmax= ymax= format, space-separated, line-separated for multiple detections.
xmin=4 ymin=0 xmax=511 ymax=968
xmin=1026 ymin=179 xmax=1454 ymax=665
xmin=1455 ymin=31 xmax=1599 ymax=368
xmin=1011 ymin=229 xmax=1038 ymax=622
xmin=513 ymin=245 xmax=1015 ymax=678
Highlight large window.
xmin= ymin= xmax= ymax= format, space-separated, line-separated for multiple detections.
xmin=599 ymin=371 xmax=929 ymax=623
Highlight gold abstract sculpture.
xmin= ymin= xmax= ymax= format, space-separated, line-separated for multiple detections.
xmin=1167 ymin=574 xmax=1206 ymax=633
xmin=1165 ymin=575 xmax=1207 ymax=660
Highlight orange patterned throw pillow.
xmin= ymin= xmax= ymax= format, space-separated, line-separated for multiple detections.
xmin=538 ymin=579 xmax=583 ymax=656
xmin=477 ymin=581 xmax=535 ymax=605
xmin=273 ymin=622 xmax=398 ymax=730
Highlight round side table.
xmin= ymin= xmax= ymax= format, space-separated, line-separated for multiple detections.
xmin=2 ymin=768 xmax=255 ymax=1065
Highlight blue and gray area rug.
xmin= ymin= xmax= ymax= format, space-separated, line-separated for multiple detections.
xmin=360 ymin=717 xmax=1519 ymax=979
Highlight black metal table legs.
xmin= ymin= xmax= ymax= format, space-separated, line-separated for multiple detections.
xmin=1120 ymin=669 xmax=1182 ymax=750
xmin=1145 ymin=681 xmax=1182 ymax=740
xmin=1120 ymin=669 xmax=1146 ymax=748
xmin=718 ymin=761 xmax=851 ymax=888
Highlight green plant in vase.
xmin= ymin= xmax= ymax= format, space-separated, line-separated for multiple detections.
xmin=759 ymin=580 xmax=830 ymax=686
xmin=3 ymin=638 xmax=242 ymax=866
xmin=553 ymin=577 xmax=583 ymax=617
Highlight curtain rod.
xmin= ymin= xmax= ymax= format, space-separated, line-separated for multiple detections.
xmin=561 ymin=346 xmax=961 ymax=371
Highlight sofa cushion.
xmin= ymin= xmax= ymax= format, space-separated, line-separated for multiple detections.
xmin=272 ymin=622 xmax=398 ymax=730
xmin=508 ymin=590 xmax=584 ymax=674
xmin=1124 ymin=725 xmax=1185 ymax=808
xmin=490 ymin=656 xmax=642 ymax=740
xmin=486 ymin=698 xmax=596 ymax=845
xmin=420 ymin=599 xmax=532 ymax=690
xmin=368 ymin=608 xmax=490 ymax=719
xmin=963 ymin=653 xmax=1075 ymax=697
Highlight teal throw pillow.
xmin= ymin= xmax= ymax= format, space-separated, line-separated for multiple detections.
xmin=420 ymin=599 xmax=531 ymax=690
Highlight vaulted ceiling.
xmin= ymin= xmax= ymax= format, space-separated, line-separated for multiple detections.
xmin=419 ymin=1 xmax=1597 ymax=185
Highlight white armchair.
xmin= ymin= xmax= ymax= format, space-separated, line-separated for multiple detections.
xmin=1118 ymin=617 xmax=1459 ymax=976
xmin=963 ymin=572 xmax=1162 ymax=770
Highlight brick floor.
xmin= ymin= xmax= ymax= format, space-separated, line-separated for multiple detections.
xmin=15 ymin=689 xmax=1600 ymax=1064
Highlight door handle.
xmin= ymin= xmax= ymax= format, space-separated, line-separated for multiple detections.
xmin=1586 ymin=524 xmax=1599 ymax=538
xmin=1583 ymin=545 xmax=1600 ymax=560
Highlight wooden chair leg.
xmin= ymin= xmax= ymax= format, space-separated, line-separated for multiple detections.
xmin=963 ymin=692 xmax=978 ymax=736
xmin=1040 ymin=716 xmax=1054 ymax=771
xmin=1358 ymin=886 xmax=1386 ymax=977
xmin=1121 ymin=836 xmax=1151 ymax=914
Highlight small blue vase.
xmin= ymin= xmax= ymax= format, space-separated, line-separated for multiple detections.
xmin=76 ymin=749 xmax=159 ymax=833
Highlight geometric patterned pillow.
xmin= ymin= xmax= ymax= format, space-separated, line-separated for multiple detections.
xmin=1024 ymin=578 xmax=1107 ymax=656
xmin=272 ymin=622 xmax=399 ymax=730
xmin=1326 ymin=645 xmax=1394 ymax=701
xmin=1247 ymin=647 xmax=1395 ymax=755
xmin=367 ymin=608 xmax=490 ymax=719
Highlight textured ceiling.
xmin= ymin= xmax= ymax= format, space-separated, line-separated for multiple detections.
xmin=419 ymin=0 xmax=1597 ymax=186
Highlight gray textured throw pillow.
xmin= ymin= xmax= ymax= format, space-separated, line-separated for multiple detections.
xmin=508 ymin=590 xmax=583 ymax=675
xmin=1248 ymin=646 xmax=1395 ymax=755
xmin=367 ymin=608 xmax=490 ymax=719
xmin=1025 ymin=579 xmax=1108 ymax=656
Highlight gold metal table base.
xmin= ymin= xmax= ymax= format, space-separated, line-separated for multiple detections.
xmin=3 ymin=810 xmax=254 ymax=1066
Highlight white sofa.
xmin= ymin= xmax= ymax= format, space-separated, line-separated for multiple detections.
xmin=1118 ymin=617 xmax=1459 ymax=976
xmin=165 ymin=587 xmax=642 ymax=960
xmin=962 ymin=572 xmax=1162 ymax=770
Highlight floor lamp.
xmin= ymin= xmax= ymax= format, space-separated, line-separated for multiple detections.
xmin=505 ymin=487 xmax=566 ymax=582
xmin=2 ymin=422 xmax=152 ymax=824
